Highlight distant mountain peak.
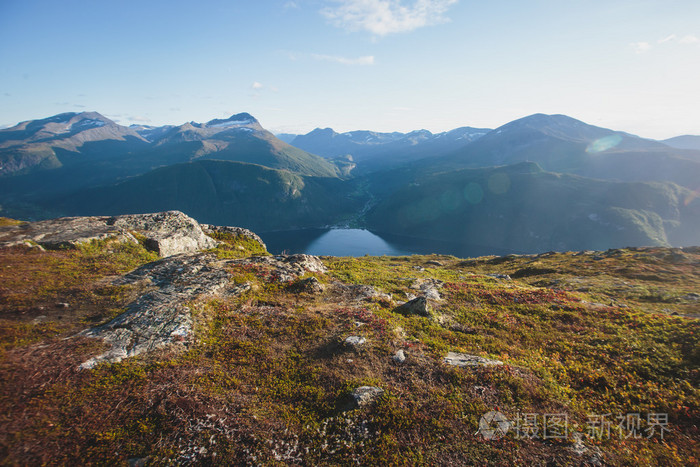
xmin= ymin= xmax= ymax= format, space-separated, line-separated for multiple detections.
xmin=205 ymin=113 xmax=259 ymax=128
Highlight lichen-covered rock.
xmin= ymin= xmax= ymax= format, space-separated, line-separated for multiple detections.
xmin=78 ymin=253 xmax=238 ymax=369
xmin=444 ymin=352 xmax=503 ymax=367
xmin=109 ymin=211 xmax=218 ymax=256
xmin=235 ymin=254 xmax=327 ymax=282
xmin=0 ymin=211 xmax=218 ymax=257
xmin=0 ymin=215 xmax=138 ymax=249
xmin=331 ymin=282 xmax=392 ymax=302
xmin=409 ymin=278 xmax=444 ymax=301
xmin=351 ymin=386 xmax=384 ymax=408
xmin=344 ymin=335 xmax=367 ymax=349
xmin=200 ymin=224 xmax=267 ymax=251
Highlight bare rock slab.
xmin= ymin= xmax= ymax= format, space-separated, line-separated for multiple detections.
xmin=444 ymin=352 xmax=503 ymax=367
xmin=78 ymin=253 xmax=233 ymax=369
xmin=351 ymin=386 xmax=384 ymax=408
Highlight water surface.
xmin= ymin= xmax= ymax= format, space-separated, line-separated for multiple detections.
xmin=259 ymin=228 xmax=518 ymax=258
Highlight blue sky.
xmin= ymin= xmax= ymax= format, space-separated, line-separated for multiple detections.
xmin=1 ymin=0 xmax=699 ymax=138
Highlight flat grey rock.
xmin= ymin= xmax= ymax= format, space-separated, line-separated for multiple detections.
xmin=78 ymin=253 xmax=233 ymax=369
xmin=444 ymin=352 xmax=503 ymax=367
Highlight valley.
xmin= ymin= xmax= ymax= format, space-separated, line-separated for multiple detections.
xmin=1 ymin=111 xmax=699 ymax=255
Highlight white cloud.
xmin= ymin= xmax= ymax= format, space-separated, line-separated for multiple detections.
xmin=312 ymin=54 xmax=375 ymax=65
xmin=284 ymin=1 xmax=299 ymax=8
xmin=679 ymin=34 xmax=699 ymax=44
xmin=252 ymin=81 xmax=264 ymax=90
xmin=321 ymin=0 xmax=459 ymax=36
xmin=631 ymin=41 xmax=651 ymax=54
xmin=657 ymin=33 xmax=699 ymax=45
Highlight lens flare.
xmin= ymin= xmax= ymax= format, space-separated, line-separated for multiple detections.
xmin=586 ymin=134 xmax=622 ymax=153
xmin=684 ymin=188 xmax=700 ymax=206
xmin=464 ymin=182 xmax=484 ymax=204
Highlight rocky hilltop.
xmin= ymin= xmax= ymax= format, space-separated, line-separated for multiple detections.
xmin=0 ymin=212 xmax=697 ymax=465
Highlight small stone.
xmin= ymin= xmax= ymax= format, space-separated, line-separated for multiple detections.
xmin=351 ymin=386 xmax=384 ymax=408
xmin=444 ymin=351 xmax=503 ymax=367
xmin=344 ymin=336 xmax=366 ymax=348
xmin=485 ymin=273 xmax=511 ymax=281
xmin=56 ymin=302 xmax=70 ymax=308
xmin=392 ymin=349 xmax=406 ymax=363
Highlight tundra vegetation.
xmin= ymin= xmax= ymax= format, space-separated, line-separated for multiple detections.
xmin=0 ymin=227 xmax=697 ymax=465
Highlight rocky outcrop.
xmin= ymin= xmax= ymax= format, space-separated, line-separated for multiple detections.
xmin=79 ymin=251 xmax=329 ymax=369
xmin=110 ymin=211 xmax=218 ymax=256
xmin=2 ymin=211 xmax=328 ymax=368
xmin=0 ymin=211 xmax=217 ymax=257
xmin=409 ymin=278 xmax=444 ymax=301
xmin=200 ymin=224 xmax=267 ymax=251
xmin=233 ymin=254 xmax=327 ymax=282
xmin=78 ymin=253 xmax=236 ymax=369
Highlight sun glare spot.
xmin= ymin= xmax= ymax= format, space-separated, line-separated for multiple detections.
xmin=464 ymin=182 xmax=484 ymax=204
xmin=684 ymin=189 xmax=700 ymax=206
xmin=586 ymin=134 xmax=623 ymax=154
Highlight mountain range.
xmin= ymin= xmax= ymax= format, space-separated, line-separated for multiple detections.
xmin=1 ymin=110 xmax=699 ymax=252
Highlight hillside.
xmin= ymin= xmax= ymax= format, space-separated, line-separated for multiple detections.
xmin=423 ymin=114 xmax=700 ymax=189
xmin=50 ymin=160 xmax=363 ymax=231
xmin=0 ymin=112 xmax=149 ymax=177
xmin=0 ymin=212 xmax=697 ymax=464
xmin=0 ymin=112 xmax=339 ymax=205
xmin=663 ymin=135 xmax=700 ymax=151
xmin=366 ymin=162 xmax=700 ymax=252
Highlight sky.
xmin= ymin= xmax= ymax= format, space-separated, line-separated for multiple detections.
xmin=1 ymin=0 xmax=699 ymax=139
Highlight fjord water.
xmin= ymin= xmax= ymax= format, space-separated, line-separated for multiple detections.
xmin=259 ymin=228 xmax=518 ymax=257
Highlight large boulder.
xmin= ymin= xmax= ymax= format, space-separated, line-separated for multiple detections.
xmin=110 ymin=211 xmax=218 ymax=256
xmin=0 ymin=211 xmax=218 ymax=257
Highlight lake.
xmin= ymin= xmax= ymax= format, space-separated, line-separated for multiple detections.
xmin=258 ymin=228 xmax=518 ymax=258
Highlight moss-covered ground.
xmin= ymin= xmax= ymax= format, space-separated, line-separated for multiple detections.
xmin=0 ymin=235 xmax=697 ymax=465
